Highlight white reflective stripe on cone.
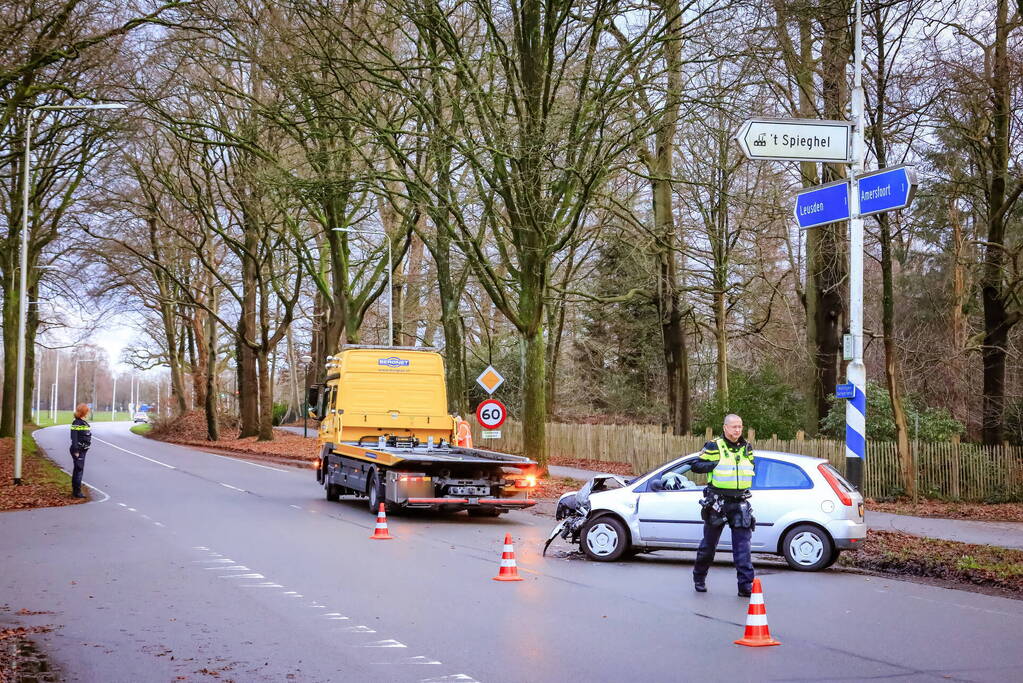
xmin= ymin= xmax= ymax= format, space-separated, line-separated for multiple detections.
xmin=500 ymin=559 xmax=516 ymax=567
xmin=503 ymin=545 xmax=514 ymax=552
xmin=750 ymin=593 xmax=764 ymax=605
xmin=745 ymin=614 xmax=768 ymax=626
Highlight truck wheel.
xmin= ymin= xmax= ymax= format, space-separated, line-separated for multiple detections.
xmin=367 ymin=472 xmax=382 ymax=512
xmin=325 ymin=480 xmax=340 ymax=502
xmin=468 ymin=508 xmax=501 ymax=518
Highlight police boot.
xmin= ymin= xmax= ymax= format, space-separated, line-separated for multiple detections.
xmin=694 ymin=579 xmax=707 ymax=593
xmin=737 ymin=585 xmax=752 ymax=598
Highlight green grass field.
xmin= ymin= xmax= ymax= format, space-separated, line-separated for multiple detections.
xmin=130 ymin=423 xmax=152 ymax=435
xmin=34 ymin=410 xmax=135 ymax=427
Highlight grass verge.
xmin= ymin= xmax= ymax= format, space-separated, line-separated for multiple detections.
xmin=839 ymin=530 xmax=1023 ymax=595
xmin=0 ymin=428 xmax=85 ymax=511
xmin=130 ymin=423 xmax=152 ymax=436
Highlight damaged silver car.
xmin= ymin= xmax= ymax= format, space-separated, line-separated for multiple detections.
xmin=544 ymin=451 xmax=866 ymax=571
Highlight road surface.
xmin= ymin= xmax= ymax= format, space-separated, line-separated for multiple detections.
xmin=2 ymin=422 xmax=1021 ymax=682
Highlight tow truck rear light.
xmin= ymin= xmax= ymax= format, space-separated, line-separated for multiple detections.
xmin=514 ymin=475 xmax=537 ymax=489
xmin=818 ymin=463 xmax=853 ymax=506
xmin=398 ymin=475 xmax=430 ymax=482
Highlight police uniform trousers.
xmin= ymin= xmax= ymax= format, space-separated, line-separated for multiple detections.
xmin=693 ymin=510 xmax=754 ymax=590
xmin=70 ymin=448 xmax=87 ymax=496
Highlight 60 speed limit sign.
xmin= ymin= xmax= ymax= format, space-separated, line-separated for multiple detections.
xmin=476 ymin=399 xmax=507 ymax=429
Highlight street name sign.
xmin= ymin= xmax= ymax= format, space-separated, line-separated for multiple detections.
xmin=857 ymin=165 xmax=917 ymax=217
xmin=836 ymin=383 xmax=855 ymax=399
xmin=794 ymin=179 xmax=850 ymax=229
xmin=736 ymin=118 xmax=853 ymax=163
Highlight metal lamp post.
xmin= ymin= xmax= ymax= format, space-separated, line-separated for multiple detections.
xmin=13 ymin=101 xmax=127 ymax=484
xmin=332 ymin=227 xmax=393 ymax=346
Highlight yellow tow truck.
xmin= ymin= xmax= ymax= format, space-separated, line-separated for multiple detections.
xmin=309 ymin=345 xmax=538 ymax=515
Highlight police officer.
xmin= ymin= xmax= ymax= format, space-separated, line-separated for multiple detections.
xmin=69 ymin=403 xmax=92 ymax=499
xmin=691 ymin=413 xmax=756 ymax=597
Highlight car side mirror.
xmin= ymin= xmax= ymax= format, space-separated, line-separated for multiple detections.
xmin=649 ymin=477 xmax=664 ymax=492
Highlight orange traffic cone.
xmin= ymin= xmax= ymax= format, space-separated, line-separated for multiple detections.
xmin=370 ymin=503 xmax=393 ymax=540
xmin=734 ymin=578 xmax=780 ymax=647
xmin=492 ymin=533 xmax=523 ymax=581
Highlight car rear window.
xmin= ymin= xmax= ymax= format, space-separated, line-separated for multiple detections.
xmin=820 ymin=463 xmax=855 ymax=493
xmin=752 ymin=459 xmax=813 ymax=489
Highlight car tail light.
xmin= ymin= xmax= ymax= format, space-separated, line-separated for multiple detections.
xmin=514 ymin=475 xmax=537 ymax=489
xmin=818 ymin=463 xmax=853 ymax=506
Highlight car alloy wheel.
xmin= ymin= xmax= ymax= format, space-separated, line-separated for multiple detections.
xmin=782 ymin=524 xmax=834 ymax=571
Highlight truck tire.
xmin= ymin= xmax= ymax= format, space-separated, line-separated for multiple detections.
xmin=367 ymin=471 xmax=383 ymax=512
xmin=468 ymin=508 xmax=502 ymax=518
xmin=325 ymin=480 xmax=340 ymax=502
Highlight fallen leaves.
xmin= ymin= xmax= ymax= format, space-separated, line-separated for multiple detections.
xmin=867 ymin=499 xmax=1023 ymax=523
xmin=839 ymin=530 xmax=1023 ymax=593
xmin=0 ymin=436 xmax=85 ymax=512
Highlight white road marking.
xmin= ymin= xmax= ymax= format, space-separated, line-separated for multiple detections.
xmin=153 ymin=522 xmax=165 ymax=527
xmin=327 ymin=616 xmax=350 ymax=620
xmin=94 ymin=437 xmax=175 ymax=469
xmin=219 ymin=574 xmax=265 ymax=579
xmin=127 ymin=507 xmax=137 ymax=512
xmin=193 ymin=546 xmax=209 ymax=550
xmin=344 ymin=625 xmax=376 ymax=633
xmin=118 ymin=503 xmax=127 ymax=507
xmin=194 ymin=449 xmax=287 ymax=472
xmin=220 ymin=483 xmax=245 ymax=492
xmin=241 ymin=582 xmax=284 ymax=588
xmin=362 ymin=640 xmax=407 ymax=648
xmin=420 ymin=676 xmax=478 ymax=682
xmin=407 ymin=657 xmax=442 ymax=665
xmin=204 ymin=566 xmax=250 ymax=571
xmin=289 ymin=505 xmax=302 ymax=509
xmin=52 ymin=466 xmax=110 ymax=503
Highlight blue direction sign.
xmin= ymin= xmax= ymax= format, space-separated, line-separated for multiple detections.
xmin=794 ymin=180 xmax=850 ymax=229
xmin=836 ymin=383 xmax=855 ymax=399
xmin=857 ymin=164 xmax=917 ymax=217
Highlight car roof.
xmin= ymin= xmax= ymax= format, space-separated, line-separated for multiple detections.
xmin=683 ymin=449 xmax=827 ymax=466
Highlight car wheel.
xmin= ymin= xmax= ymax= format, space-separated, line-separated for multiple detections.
xmin=823 ymin=548 xmax=841 ymax=569
xmin=782 ymin=524 xmax=835 ymax=571
xmin=367 ymin=471 xmax=382 ymax=513
xmin=580 ymin=516 xmax=630 ymax=562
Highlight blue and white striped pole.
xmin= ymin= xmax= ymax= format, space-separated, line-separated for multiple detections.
xmin=845 ymin=0 xmax=866 ymax=490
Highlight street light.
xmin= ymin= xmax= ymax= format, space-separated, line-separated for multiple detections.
xmin=332 ymin=227 xmax=393 ymax=346
xmin=14 ymin=101 xmax=126 ymax=483
xmin=300 ymin=354 xmax=313 ymax=438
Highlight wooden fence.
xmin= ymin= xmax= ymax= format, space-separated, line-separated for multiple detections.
xmin=470 ymin=420 xmax=1023 ymax=502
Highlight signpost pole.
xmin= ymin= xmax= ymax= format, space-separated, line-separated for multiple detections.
xmin=845 ymin=0 xmax=866 ymax=490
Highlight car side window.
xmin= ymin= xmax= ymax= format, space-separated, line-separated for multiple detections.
xmin=752 ymin=458 xmax=812 ymax=490
xmin=644 ymin=459 xmax=705 ymax=491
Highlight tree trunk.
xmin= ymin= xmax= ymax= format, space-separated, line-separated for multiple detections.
xmin=205 ymin=295 xmax=220 ymax=441
xmin=521 ymin=326 xmax=547 ymax=467
xmin=980 ymin=0 xmax=1016 ymax=445
xmin=256 ymin=347 xmax=273 ymax=441
xmin=237 ymin=242 xmax=260 ymax=437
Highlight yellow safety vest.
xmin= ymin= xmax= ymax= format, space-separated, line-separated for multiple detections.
xmin=700 ymin=437 xmax=754 ymax=490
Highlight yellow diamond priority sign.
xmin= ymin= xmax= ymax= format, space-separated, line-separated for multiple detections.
xmin=476 ymin=366 xmax=505 ymax=395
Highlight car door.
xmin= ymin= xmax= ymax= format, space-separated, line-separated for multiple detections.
xmin=636 ymin=459 xmax=706 ymax=546
xmin=749 ymin=458 xmax=814 ymax=549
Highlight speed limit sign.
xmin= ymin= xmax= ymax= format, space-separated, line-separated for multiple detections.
xmin=476 ymin=399 xmax=507 ymax=429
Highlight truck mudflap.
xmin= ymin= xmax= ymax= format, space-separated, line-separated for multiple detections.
xmin=405 ymin=497 xmax=537 ymax=508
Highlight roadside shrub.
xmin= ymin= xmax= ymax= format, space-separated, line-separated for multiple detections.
xmin=271 ymin=402 xmax=289 ymax=426
xmin=692 ymin=366 xmax=804 ymax=440
xmin=820 ymin=382 xmax=964 ymax=442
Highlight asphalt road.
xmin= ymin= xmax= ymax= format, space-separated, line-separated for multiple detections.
xmin=3 ymin=422 xmax=1022 ymax=682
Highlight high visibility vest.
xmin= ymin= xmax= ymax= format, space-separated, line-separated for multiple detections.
xmin=700 ymin=437 xmax=754 ymax=490
xmin=456 ymin=420 xmax=473 ymax=448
